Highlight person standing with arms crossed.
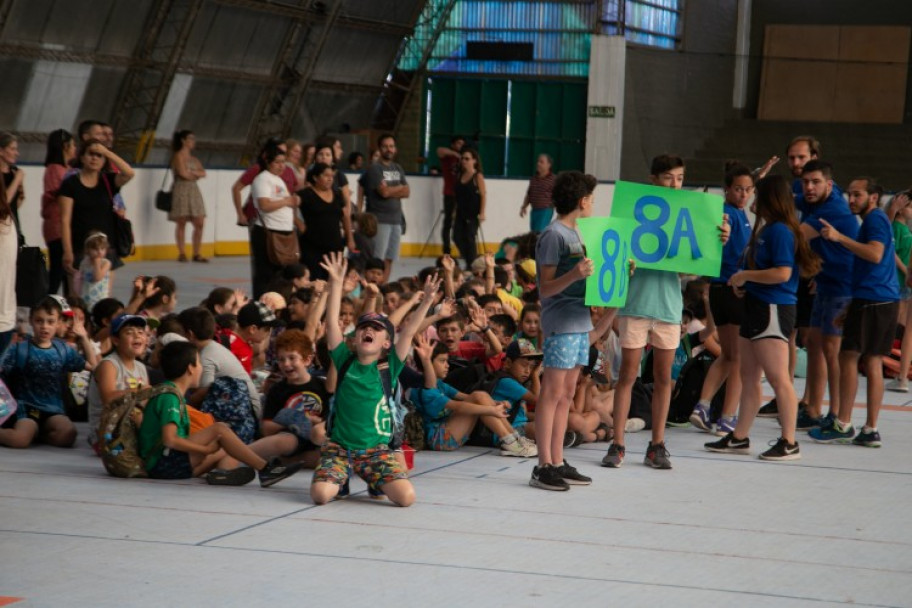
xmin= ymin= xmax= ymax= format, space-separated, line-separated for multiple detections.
xmin=436 ymin=135 xmax=465 ymax=256
xmin=360 ymin=134 xmax=409 ymax=283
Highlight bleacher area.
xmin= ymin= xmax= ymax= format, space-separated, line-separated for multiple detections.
xmin=685 ymin=120 xmax=912 ymax=191
xmin=3 ymin=257 xmax=911 ymax=607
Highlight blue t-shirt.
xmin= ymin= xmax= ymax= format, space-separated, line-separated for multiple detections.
xmin=714 ymin=204 xmax=751 ymax=283
xmin=744 ymin=222 xmax=798 ymax=305
xmin=411 ymin=380 xmax=459 ymax=433
xmin=802 ymin=192 xmax=858 ymax=297
xmin=490 ymin=376 xmax=529 ymax=427
xmin=536 ymin=221 xmax=593 ymax=336
xmin=852 ymin=208 xmax=900 ymax=302
xmin=0 ymin=339 xmax=86 ymax=415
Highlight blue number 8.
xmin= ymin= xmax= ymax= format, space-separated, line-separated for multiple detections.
xmin=631 ymin=196 xmax=670 ymax=264
xmin=599 ymin=228 xmax=621 ymax=301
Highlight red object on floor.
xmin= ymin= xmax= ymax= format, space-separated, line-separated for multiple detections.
xmin=401 ymin=444 xmax=415 ymax=470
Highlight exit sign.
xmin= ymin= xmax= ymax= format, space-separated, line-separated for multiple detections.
xmin=588 ymin=105 xmax=616 ymax=118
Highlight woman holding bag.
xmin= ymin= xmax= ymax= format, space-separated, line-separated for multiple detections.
xmin=169 ymin=130 xmax=208 ymax=263
xmin=58 ymin=139 xmax=135 ymax=296
xmin=250 ymin=145 xmax=300 ymax=297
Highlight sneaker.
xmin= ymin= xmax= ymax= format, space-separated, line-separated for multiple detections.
xmin=644 ymin=441 xmax=672 ymax=469
xmin=562 ymin=431 xmax=583 ymax=448
xmin=796 ymin=407 xmax=823 ymax=431
xmin=258 ymin=459 xmax=303 ymax=487
xmin=336 ymin=479 xmax=351 ymax=499
xmin=714 ymin=416 xmax=738 ymax=437
xmin=757 ymin=398 xmax=779 ymax=418
xmin=518 ymin=436 xmax=539 ymax=456
xmin=704 ymin=432 xmax=751 ymax=454
xmin=689 ymin=404 xmax=712 ymax=432
xmin=808 ymin=421 xmax=856 ymax=444
xmin=205 ymin=466 xmax=256 ymax=486
xmin=500 ymin=437 xmax=530 ymax=457
xmin=625 ymin=418 xmax=647 ymax=432
xmin=556 ymin=460 xmax=592 ymax=485
xmin=759 ymin=437 xmax=801 ymax=461
xmin=852 ymin=428 xmax=883 ymax=448
xmin=529 ymin=464 xmax=570 ymax=491
xmin=601 ymin=443 xmax=625 ymax=468
xmin=886 ymin=378 xmax=909 ymax=393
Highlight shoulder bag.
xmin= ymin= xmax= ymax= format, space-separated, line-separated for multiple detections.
xmin=155 ymin=167 xmax=172 ymax=212
xmin=101 ymin=173 xmax=135 ymax=257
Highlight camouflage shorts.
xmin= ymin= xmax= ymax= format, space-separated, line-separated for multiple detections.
xmin=313 ymin=441 xmax=407 ymax=492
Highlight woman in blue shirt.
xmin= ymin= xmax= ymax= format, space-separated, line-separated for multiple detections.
xmin=706 ymin=175 xmax=820 ymax=461
xmin=691 ymin=161 xmax=754 ymax=436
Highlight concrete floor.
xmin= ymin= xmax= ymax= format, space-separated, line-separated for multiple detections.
xmin=3 ymin=256 xmax=911 ymax=607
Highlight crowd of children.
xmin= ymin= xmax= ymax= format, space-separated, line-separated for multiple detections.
xmin=1 ymin=141 xmax=907 ymax=503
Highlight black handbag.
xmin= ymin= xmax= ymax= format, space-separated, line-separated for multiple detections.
xmin=155 ymin=169 xmax=172 ymax=212
xmin=101 ymin=173 xmax=135 ymax=257
xmin=16 ymin=237 xmax=49 ymax=307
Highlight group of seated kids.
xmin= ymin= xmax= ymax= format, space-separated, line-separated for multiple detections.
xmin=2 ymin=149 xmax=903 ymax=504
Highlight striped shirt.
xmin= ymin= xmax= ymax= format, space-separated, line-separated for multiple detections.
xmin=527 ymin=173 xmax=555 ymax=209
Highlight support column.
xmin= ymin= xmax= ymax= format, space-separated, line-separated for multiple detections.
xmin=732 ymin=0 xmax=752 ymax=109
xmin=585 ymin=35 xmax=625 ymax=182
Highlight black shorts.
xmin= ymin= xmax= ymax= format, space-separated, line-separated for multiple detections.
xmin=1 ymin=405 xmax=67 ymax=430
xmin=795 ymin=278 xmax=814 ymax=329
xmin=147 ymin=448 xmax=193 ymax=480
xmin=709 ymin=282 xmax=744 ymax=326
xmin=840 ymin=299 xmax=899 ymax=357
xmin=740 ymin=295 xmax=796 ymax=342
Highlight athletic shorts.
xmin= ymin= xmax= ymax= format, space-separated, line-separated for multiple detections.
xmin=840 ymin=299 xmax=899 ymax=357
xmin=313 ymin=441 xmax=408 ymax=492
xmin=740 ymin=295 xmax=796 ymax=342
xmin=427 ymin=423 xmax=469 ymax=451
xmin=795 ymin=278 xmax=814 ymax=329
xmin=543 ymin=332 xmax=589 ymax=369
xmin=8 ymin=404 xmax=67 ymax=428
xmin=373 ymin=223 xmax=402 ymax=261
xmin=619 ymin=316 xmax=679 ymax=350
xmin=709 ymin=282 xmax=744 ymax=326
xmin=809 ymin=294 xmax=852 ymax=337
xmin=147 ymin=448 xmax=193 ymax=480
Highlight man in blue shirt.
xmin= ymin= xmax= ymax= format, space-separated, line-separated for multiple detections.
xmin=797 ymin=160 xmax=858 ymax=430
xmin=809 ymin=177 xmax=899 ymax=447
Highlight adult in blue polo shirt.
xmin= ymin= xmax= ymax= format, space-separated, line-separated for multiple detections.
xmin=809 ymin=177 xmax=899 ymax=448
xmin=797 ymin=160 xmax=858 ymax=429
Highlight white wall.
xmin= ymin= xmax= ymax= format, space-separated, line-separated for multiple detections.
xmin=14 ymin=165 xmax=717 ymax=257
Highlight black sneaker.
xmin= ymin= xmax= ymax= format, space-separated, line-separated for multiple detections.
xmin=563 ymin=431 xmax=583 ymax=448
xmin=795 ymin=406 xmax=823 ymax=431
xmin=644 ymin=441 xmax=672 ymax=469
xmin=601 ymin=443 xmax=625 ymax=468
xmin=705 ymin=432 xmax=751 ymax=454
xmin=258 ymin=459 xmax=303 ymax=487
xmin=757 ymin=398 xmax=779 ymax=418
xmin=759 ymin=437 xmax=801 ymax=461
xmin=206 ymin=466 xmax=256 ymax=486
xmin=530 ymin=464 xmax=570 ymax=491
xmin=556 ymin=460 xmax=592 ymax=485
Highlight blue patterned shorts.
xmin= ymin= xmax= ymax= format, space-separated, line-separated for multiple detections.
xmin=543 ymin=332 xmax=589 ymax=370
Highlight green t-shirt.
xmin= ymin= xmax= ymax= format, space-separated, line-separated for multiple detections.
xmin=892 ymin=220 xmax=912 ymax=289
xmin=329 ymin=342 xmax=404 ymax=450
xmin=138 ymin=382 xmax=189 ymax=469
xmin=620 ymin=268 xmax=682 ymax=324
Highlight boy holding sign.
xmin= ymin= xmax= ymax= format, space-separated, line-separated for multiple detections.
xmin=603 ymin=155 xmax=730 ymax=469
xmin=531 ymin=172 xmax=615 ymax=491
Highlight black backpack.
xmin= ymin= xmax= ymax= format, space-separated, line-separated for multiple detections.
xmin=668 ymin=352 xmax=725 ymax=424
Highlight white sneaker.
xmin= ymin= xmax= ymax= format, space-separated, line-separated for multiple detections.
xmin=886 ymin=378 xmax=909 ymax=393
xmin=625 ymin=418 xmax=646 ymax=432
xmin=518 ymin=436 xmax=538 ymax=456
xmin=500 ymin=438 xmax=533 ymax=457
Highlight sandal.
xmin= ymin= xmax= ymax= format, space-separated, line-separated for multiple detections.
xmin=177 ymin=254 xmax=188 ymax=262
xmin=192 ymin=255 xmax=209 ymax=263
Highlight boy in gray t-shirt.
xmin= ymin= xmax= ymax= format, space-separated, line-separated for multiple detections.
xmin=531 ymin=171 xmax=615 ymax=492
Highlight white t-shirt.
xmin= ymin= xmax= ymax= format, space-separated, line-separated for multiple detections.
xmin=0 ymin=218 xmax=17 ymax=333
xmin=251 ymin=171 xmax=294 ymax=231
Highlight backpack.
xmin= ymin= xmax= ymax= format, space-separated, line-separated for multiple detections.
xmin=668 ymin=352 xmax=725 ymax=424
xmin=0 ymin=377 xmax=18 ymax=427
xmin=329 ymin=354 xmax=412 ymax=450
xmin=199 ymin=376 xmax=259 ymax=444
xmin=99 ymin=384 xmax=183 ymax=478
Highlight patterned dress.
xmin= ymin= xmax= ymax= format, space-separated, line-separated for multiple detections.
xmin=168 ymin=157 xmax=206 ymax=220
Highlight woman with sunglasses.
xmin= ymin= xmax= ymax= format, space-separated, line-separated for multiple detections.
xmin=58 ymin=139 xmax=135 ymax=295
xmin=452 ymin=147 xmax=487 ymax=270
